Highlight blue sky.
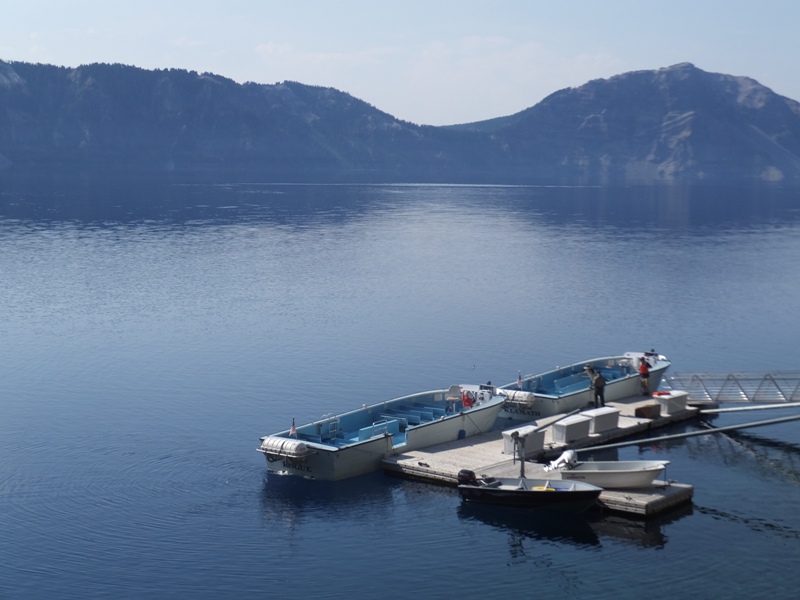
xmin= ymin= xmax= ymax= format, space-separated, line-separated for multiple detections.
xmin=2 ymin=1 xmax=798 ymax=125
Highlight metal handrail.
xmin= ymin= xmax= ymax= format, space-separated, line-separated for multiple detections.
xmin=664 ymin=371 xmax=800 ymax=404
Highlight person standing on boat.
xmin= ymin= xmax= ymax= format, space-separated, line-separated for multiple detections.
xmin=639 ymin=358 xmax=651 ymax=396
xmin=584 ymin=365 xmax=606 ymax=407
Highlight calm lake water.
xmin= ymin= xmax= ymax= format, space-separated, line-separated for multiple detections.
xmin=1 ymin=177 xmax=799 ymax=599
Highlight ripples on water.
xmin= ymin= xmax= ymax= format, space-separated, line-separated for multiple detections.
xmin=1 ymin=179 xmax=800 ymax=598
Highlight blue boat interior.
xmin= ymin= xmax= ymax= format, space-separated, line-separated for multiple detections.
xmin=290 ymin=389 xmax=466 ymax=448
xmin=515 ymin=358 xmax=636 ymax=396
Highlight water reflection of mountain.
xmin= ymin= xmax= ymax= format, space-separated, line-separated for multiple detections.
xmin=500 ymin=184 xmax=800 ymax=232
xmin=0 ymin=175 xmax=382 ymax=227
xmin=2 ymin=174 xmax=799 ymax=233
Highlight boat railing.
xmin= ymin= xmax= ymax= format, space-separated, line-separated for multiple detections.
xmin=664 ymin=371 xmax=800 ymax=404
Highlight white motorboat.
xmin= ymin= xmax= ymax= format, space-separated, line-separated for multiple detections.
xmin=544 ymin=450 xmax=669 ymax=489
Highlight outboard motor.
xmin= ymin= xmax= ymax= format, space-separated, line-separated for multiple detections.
xmin=457 ymin=469 xmax=479 ymax=486
xmin=544 ymin=449 xmax=578 ymax=471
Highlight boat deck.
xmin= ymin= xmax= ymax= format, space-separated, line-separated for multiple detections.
xmin=382 ymin=398 xmax=696 ymax=516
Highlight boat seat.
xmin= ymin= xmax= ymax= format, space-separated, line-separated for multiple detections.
xmin=421 ymin=405 xmax=446 ymax=418
xmin=398 ymin=406 xmax=434 ymax=422
xmin=357 ymin=419 xmax=401 ymax=441
xmin=553 ymin=373 xmax=587 ymax=392
xmin=558 ymin=382 xmax=589 ymax=394
xmin=445 ymin=385 xmax=462 ymax=403
xmin=600 ymin=368 xmax=623 ymax=381
xmin=380 ymin=414 xmax=408 ymax=429
xmin=387 ymin=411 xmax=421 ymax=425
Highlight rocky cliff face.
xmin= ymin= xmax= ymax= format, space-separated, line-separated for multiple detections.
xmin=2 ymin=60 xmax=799 ymax=183
xmin=463 ymin=62 xmax=800 ymax=183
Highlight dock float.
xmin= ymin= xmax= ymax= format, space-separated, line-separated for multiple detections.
xmin=382 ymin=397 xmax=696 ymax=516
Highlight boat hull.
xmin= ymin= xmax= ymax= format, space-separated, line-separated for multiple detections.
xmin=500 ymin=352 xmax=670 ymax=420
xmin=553 ymin=460 xmax=669 ymax=489
xmin=260 ymin=385 xmax=506 ymax=481
xmin=458 ymin=478 xmax=602 ymax=513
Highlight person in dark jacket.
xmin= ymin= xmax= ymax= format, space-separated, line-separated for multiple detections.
xmin=584 ymin=365 xmax=606 ymax=407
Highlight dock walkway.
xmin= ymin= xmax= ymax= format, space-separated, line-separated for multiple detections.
xmin=666 ymin=370 xmax=800 ymax=404
xmin=383 ymin=397 xmax=697 ymax=516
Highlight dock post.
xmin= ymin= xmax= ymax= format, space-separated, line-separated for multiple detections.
xmin=512 ymin=431 xmax=526 ymax=478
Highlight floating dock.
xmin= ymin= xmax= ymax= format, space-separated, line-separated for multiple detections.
xmin=383 ymin=396 xmax=696 ymax=516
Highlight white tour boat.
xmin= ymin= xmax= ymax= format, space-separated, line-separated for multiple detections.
xmin=259 ymin=383 xmax=506 ymax=480
xmin=500 ymin=351 xmax=671 ymax=420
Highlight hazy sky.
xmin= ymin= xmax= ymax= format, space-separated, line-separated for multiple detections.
xmin=2 ymin=1 xmax=798 ymax=125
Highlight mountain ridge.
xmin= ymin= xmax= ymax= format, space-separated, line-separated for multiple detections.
xmin=2 ymin=60 xmax=799 ymax=184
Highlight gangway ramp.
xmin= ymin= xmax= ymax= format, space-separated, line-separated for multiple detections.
xmin=665 ymin=371 xmax=800 ymax=405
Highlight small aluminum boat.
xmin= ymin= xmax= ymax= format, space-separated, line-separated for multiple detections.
xmin=456 ymin=469 xmax=602 ymax=513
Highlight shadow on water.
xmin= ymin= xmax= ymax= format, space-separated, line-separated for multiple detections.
xmin=585 ymin=502 xmax=694 ymax=548
xmin=694 ymin=426 xmax=800 ymax=485
xmin=258 ymin=471 xmax=400 ymax=519
xmin=694 ymin=504 xmax=800 ymax=541
xmin=458 ymin=498 xmax=694 ymax=550
xmin=725 ymin=429 xmax=800 ymax=455
xmin=456 ymin=502 xmax=601 ymax=547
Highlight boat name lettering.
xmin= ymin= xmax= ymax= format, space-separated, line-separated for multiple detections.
xmin=506 ymin=407 xmax=541 ymax=417
xmin=283 ymin=459 xmax=312 ymax=472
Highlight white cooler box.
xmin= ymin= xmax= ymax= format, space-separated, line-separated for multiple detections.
xmin=582 ymin=406 xmax=620 ymax=433
xmin=552 ymin=414 xmax=592 ymax=443
xmin=501 ymin=424 xmax=545 ymax=457
xmin=654 ymin=390 xmax=688 ymax=414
